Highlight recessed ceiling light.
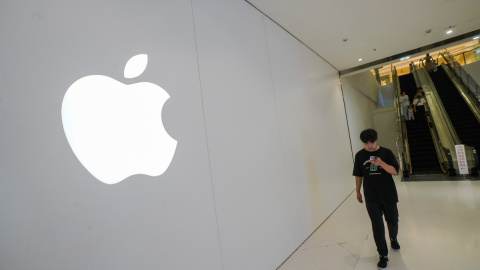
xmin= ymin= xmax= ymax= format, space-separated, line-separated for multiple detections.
xmin=358 ymin=58 xmax=363 ymax=62
xmin=400 ymin=56 xmax=410 ymax=61
xmin=473 ymin=36 xmax=480 ymax=40
xmin=446 ymin=29 xmax=453 ymax=34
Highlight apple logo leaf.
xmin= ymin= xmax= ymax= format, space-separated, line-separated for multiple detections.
xmin=124 ymin=54 xmax=148 ymax=79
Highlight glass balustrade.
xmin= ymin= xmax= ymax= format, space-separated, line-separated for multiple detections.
xmin=372 ymin=38 xmax=480 ymax=87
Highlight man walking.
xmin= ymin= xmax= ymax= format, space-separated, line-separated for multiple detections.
xmin=353 ymin=129 xmax=401 ymax=270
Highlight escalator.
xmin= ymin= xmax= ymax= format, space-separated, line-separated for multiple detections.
xmin=398 ymin=73 xmax=444 ymax=174
xmin=429 ymin=67 xmax=480 ymax=152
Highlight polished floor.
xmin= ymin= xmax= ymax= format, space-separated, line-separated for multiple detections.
xmin=278 ymin=175 xmax=480 ymax=270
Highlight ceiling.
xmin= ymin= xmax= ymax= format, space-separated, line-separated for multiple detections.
xmin=246 ymin=0 xmax=480 ymax=74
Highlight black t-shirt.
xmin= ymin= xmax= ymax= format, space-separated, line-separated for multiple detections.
xmin=352 ymin=146 xmax=399 ymax=203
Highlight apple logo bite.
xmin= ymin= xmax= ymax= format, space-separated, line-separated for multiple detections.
xmin=61 ymin=54 xmax=177 ymax=184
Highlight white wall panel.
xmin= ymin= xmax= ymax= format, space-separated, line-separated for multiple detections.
xmin=192 ymin=1 xmax=293 ymax=269
xmin=0 ymin=1 xmax=221 ymax=270
xmin=263 ymin=18 xmax=323 ymax=246
xmin=301 ymin=47 xmax=354 ymax=223
xmin=373 ymin=107 xmax=397 ymax=153
xmin=342 ymin=71 xmax=379 ymax=155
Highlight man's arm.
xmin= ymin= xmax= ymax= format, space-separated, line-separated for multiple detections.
xmin=370 ymin=157 xmax=398 ymax=175
xmin=355 ymin=176 xmax=363 ymax=203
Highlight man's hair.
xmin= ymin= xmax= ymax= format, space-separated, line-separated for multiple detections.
xmin=360 ymin=129 xmax=377 ymax=143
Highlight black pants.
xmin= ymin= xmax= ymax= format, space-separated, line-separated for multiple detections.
xmin=366 ymin=203 xmax=399 ymax=256
xmin=416 ymin=105 xmax=426 ymax=123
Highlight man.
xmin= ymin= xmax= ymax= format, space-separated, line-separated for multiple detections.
xmin=353 ymin=129 xmax=401 ymax=270
xmin=413 ymin=87 xmax=424 ymax=100
xmin=424 ymin=53 xmax=434 ymax=73
xmin=413 ymin=92 xmax=428 ymax=123
xmin=399 ymin=91 xmax=409 ymax=121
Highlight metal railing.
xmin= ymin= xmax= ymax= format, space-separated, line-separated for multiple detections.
xmin=396 ymin=64 xmax=457 ymax=175
xmin=417 ymin=64 xmax=462 ymax=145
xmin=434 ymin=53 xmax=480 ymax=175
xmin=442 ymin=51 xmax=480 ymax=104
xmin=392 ymin=67 xmax=412 ymax=176
xmin=415 ymin=66 xmax=455 ymax=174
xmin=446 ymin=43 xmax=480 ymax=66
xmin=424 ymin=108 xmax=455 ymax=175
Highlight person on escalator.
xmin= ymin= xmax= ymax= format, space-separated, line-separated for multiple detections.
xmin=413 ymin=94 xmax=428 ymax=123
xmin=424 ymin=53 xmax=434 ymax=73
xmin=414 ymin=87 xmax=425 ymax=100
xmin=408 ymin=105 xmax=415 ymax=120
xmin=400 ymin=92 xmax=410 ymax=120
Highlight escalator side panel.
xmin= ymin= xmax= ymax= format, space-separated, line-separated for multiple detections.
xmin=430 ymin=67 xmax=480 ymax=152
xmin=399 ymin=74 xmax=443 ymax=174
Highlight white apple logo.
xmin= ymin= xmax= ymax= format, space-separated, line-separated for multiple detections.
xmin=61 ymin=54 xmax=177 ymax=184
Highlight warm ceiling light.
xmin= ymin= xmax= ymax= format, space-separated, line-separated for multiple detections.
xmin=446 ymin=29 xmax=453 ymax=34
xmin=358 ymin=58 xmax=363 ymax=62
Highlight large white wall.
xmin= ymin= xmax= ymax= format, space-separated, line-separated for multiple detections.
xmin=341 ymin=71 xmax=380 ymax=155
xmin=0 ymin=1 xmax=354 ymax=269
xmin=372 ymin=107 xmax=398 ymax=154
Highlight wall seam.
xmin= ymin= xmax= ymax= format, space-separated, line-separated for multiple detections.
xmin=340 ymin=81 xmax=355 ymax=163
xmin=190 ymin=1 xmax=225 ymax=269
xmin=261 ymin=15 xmax=297 ymax=269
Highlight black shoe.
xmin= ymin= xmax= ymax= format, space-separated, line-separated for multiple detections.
xmin=377 ymin=256 xmax=389 ymax=269
xmin=391 ymin=238 xmax=400 ymax=252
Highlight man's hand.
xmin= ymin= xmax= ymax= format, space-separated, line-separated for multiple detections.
xmin=369 ymin=157 xmax=398 ymax=176
xmin=369 ymin=156 xmax=384 ymax=166
xmin=355 ymin=176 xmax=363 ymax=203
xmin=357 ymin=192 xmax=363 ymax=203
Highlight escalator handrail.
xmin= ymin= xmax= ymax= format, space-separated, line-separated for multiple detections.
xmin=441 ymin=51 xmax=480 ymax=105
xmin=392 ymin=67 xmax=412 ymax=175
xmin=437 ymin=52 xmax=480 ymax=173
xmin=440 ymin=51 xmax=480 ymax=124
xmin=417 ymin=64 xmax=462 ymax=145
xmin=396 ymin=64 xmax=455 ymax=175
xmin=410 ymin=65 xmax=453 ymax=173
xmin=425 ymin=109 xmax=450 ymax=174
xmin=416 ymin=64 xmax=456 ymax=173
